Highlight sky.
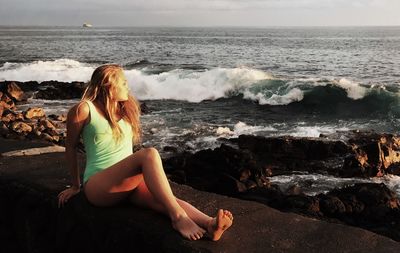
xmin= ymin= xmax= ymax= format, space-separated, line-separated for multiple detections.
xmin=0 ymin=0 xmax=399 ymax=27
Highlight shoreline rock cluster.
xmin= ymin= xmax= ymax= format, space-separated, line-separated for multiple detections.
xmin=0 ymin=81 xmax=68 ymax=144
xmin=164 ymin=133 xmax=400 ymax=241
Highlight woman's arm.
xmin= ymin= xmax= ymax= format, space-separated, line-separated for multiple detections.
xmin=65 ymin=101 xmax=89 ymax=188
xmin=58 ymin=101 xmax=89 ymax=207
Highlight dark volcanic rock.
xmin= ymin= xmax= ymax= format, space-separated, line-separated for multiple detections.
xmin=2 ymin=143 xmax=400 ymax=253
xmin=164 ymin=133 xmax=400 ymax=241
xmin=140 ymin=102 xmax=150 ymax=114
xmin=237 ymin=135 xmax=350 ymax=175
xmin=165 ymin=143 xmax=269 ymax=196
xmin=340 ymin=132 xmax=400 ymax=177
xmin=0 ymin=81 xmax=39 ymax=93
xmin=34 ymin=81 xmax=86 ymax=99
xmin=317 ymin=183 xmax=400 ymax=240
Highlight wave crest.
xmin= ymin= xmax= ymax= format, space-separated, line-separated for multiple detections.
xmin=1 ymin=60 xmax=398 ymax=111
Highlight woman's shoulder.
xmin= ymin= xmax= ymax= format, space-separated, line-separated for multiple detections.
xmin=67 ymin=101 xmax=90 ymax=123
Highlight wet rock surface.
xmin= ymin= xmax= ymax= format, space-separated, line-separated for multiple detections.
xmin=164 ymin=133 xmax=400 ymax=241
xmin=1 ymin=140 xmax=400 ymax=253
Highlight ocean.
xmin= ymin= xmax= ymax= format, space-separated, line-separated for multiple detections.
xmin=1 ymin=26 xmax=400 ymax=195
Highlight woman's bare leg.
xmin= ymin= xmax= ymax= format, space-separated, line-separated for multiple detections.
xmin=84 ymin=147 xmax=205 ymax=240
xmin=128 ymin=180 xmax=212 ymax=228
xmin=128 ymin=179 xmax=234 ymax=241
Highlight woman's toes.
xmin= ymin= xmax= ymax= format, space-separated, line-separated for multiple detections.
xmin=224 ymin=210 xmax=233 ymax=220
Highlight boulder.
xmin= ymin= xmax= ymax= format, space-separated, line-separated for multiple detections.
xmin=0 ymin=81 xmax=39 ymax=93
xmin=341 ymin=133 xmax=400 ymax=177
xmin=41 ymin=133 xmax=55 ymax=142
xmin=10 ymin=121 xmax=33 ymax=135
xmin=0 ymin=122 xmax=9 ymax=136
xmin=140 ymin=102 xmax=150 ymax=114
xmin=1 ymin=109 xmax=17 ymax=123
xmin=34 ymin=81 xmax=85 ymax=100
xmin=48 ymin=114 xmax=67 ymax=122
xmin=6 ymin=81 xmax=25 ymax=101
xmin=40 ymin=119 xmax=56 ymax=130
xmin=24 ymin=107 xmax=45 ymax=119
xmin=0 ymin=93 xmax=15 ymax=110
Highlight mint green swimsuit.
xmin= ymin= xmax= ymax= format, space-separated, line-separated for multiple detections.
xmin=82 ymin=100 xmax=133 ymax=183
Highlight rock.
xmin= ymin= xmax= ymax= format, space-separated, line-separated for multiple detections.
xmin=6 ymin=82 xmax=25 ymax=101
xmin=41 ymin=133 xmax=54 ymax=142
xmin=286 ymin=185 xmax=303 ymax=196
xmin=34 ymin=81 xmax=85 ymax=100
xmin=140 ymin=102 xmax=150 ymax=114
xmin=282 ymin=195 xmax=320 ymax=215
xmin=10 ymin=121 xmax=33 ymax=135
xmin=0 ymin=122 xmax=9 ymax=136
xmin=163 ymin=146 xmax=178 ymax=153
xmin=217 ymin=173 xmax=248 ymax=195
xmin=24 ymin=107 xmax=45 ymax=119
xmin=0 ymin=81 xmax=39 ymax=93
xmin=51 ymin=135 xmax=60 ymax=142
xmin=319 ymin=196 xmax=346 ymax=216
xmin=318 ymin=183 xmax=400 ymax=234
xmin=341 ymin=133 xmax=400 ymax=177
xmin=40 ymin=119 xmax=56 ymax=130
xmin=33 ymin=129 xmax=42 ymax=136
xmin=48 ymin=114 xmax=67 ymax=122
xmin=1 ymin=109 xmax=17 ymax=123
xmin=2 ymin=150 xmax=400 ymax=252
xmin=0 ymin=93 xmax=15 ymax=110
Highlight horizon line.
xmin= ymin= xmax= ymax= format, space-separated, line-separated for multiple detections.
xmin=0 ymin=24 xmax=400 ymax=28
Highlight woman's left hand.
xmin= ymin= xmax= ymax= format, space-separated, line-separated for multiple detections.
xmin=58 ymin=186 xmax=80 ymax=208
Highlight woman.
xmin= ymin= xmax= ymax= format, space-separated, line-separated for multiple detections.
xmin=57 ymin=64 xmax=233 ymax=241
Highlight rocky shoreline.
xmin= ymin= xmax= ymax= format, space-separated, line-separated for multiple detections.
xmin=1 ymin=80 xmax=400 ymax=242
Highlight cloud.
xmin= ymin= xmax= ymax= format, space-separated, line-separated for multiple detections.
xmin=0 ymin=0 xmax=398 ymax=26
xmin=1 ymin=0 xmax=392 ymax=11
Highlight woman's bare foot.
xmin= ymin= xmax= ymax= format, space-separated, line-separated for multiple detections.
xmin=172 ymin=214 xmax=206 ymax=240
xmin=207 ymin=209 xmax=233 ymax=241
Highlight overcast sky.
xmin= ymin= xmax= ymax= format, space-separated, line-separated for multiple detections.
xmin=0 ymin=0 xmax=399 ymax=26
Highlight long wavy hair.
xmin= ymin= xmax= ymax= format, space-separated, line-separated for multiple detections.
xmin=82 ymin=64 xmax=142 ymax=145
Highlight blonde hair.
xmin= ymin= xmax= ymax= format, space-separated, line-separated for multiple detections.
xmin=82 ymin=64 xmax=142 ymax=144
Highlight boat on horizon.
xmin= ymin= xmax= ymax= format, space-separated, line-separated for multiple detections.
xmin=82 ymin=23 xmax=92 ymax=28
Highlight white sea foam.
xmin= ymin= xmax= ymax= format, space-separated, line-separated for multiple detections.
xmin=0 ymin=59 xmax=95 ymax=82
xmin=0 ymin=59 xmax=371 ymax=104
xmin=216 ymin=127 xmax=234 ymax=136
xmin=216 ymin=121 xmax=277 ymax=138
xmin=126 ymin=67 xmax=272 ymax=102
xmin=287 ymin=126 xmax=351 ymax=138
xmin=336 ymin=78 xmax=367 ymax=100
xmin=371 ymin=175 xmax=400 ymax=197
xmin=243 ymin=87 xmax=304 ymax=105
xmin=268 ymin=173 xmax=400 ymax=197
